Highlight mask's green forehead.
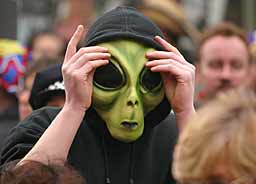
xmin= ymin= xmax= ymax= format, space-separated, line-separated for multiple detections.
xmin=98 ymin=40 xmax=155 ymax=73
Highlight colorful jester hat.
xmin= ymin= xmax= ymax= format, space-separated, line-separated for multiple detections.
xmin=0 ymin=39 xmax=31 ymax=93
xmin=84 ymin=6 xmax=171 ymax=142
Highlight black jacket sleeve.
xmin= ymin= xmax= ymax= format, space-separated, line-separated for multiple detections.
xmin=0 ymin=107 xmax=60 ymax=167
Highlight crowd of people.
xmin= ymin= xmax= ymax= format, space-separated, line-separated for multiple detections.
xmin=0 ymin=0 xmax=255 ymax=184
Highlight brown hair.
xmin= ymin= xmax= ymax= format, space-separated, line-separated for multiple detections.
xmin=23 ymin=57 xmax=62 ymax=80
xmin=196 ymin=22 xmax=250 ymax=63
xmin=0 ymin=161 xmax=85 ymax=184
xmin=173 ymin=89 xmax=256 ymax=182
xmin=27 ymin=30 xmax=66 ymax=57
xmin=250 ymin=44 xmax=256 ymax=62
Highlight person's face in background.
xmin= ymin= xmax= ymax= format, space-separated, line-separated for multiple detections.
xmin=196 ymin=35 xmax=250 ymax=100
xmin=17 ymin=73 xmax=35 ymax=120
xmin=32 ymin=34 xmax=65 ymax=61
xmin=47 ymin=93 xmax=65 ymax=108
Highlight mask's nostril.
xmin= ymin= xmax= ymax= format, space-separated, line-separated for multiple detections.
xmin=127 ymin=100 xmax=138 ymax=106
xmin=127 ymin=101 xmax=132 ymax=106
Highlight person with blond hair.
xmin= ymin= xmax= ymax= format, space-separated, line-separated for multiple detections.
xmin=173 ymin=89 xmax=256 ymax=184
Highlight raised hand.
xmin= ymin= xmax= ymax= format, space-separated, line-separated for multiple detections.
xmin=145 ymin=36 xmax=195 ymax=130
xmin=62 ymin=25 xmax=110 ymax=111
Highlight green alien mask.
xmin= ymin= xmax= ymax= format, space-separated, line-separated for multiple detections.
xmin=92 ymin=40 xmax=164 ymax=142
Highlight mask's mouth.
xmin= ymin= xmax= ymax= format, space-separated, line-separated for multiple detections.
xmin=121 ymin=121 xmax=138 ymax=130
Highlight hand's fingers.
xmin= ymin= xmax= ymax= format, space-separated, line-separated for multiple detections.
xmin=69 ymin=52 xmax=111 ymax=69
xmin=146 ymin=50 xmax=195 ymax=70
xmin=146 ymin=59 xmax=194 ymax=73
xmin=150 ymin=64 xmax=190 ymax=80
xmin=69 ymin=46 xmax=109 ymax=64
xmin=154 ymin=36 xmax=184 ymax=59
xmin=147 ymin=59 xmax=195 ymax=81
xmin=150 ymin=64 xmax=184 ymax=80
xmin=65 ymin=25 xmax=85 ymax=62
xmin=79 ymin=59 xmax=109 ymax=75
xmin=146 ymin=51 xmax=186 ymax=64
xmin=145 ymin=59 xmax=173 ymax=67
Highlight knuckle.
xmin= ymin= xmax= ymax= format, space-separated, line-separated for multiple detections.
xmin=174 ymin=52 xmax=180 ymax=57
xmin=173 ymin=47 xmax=179 ymax=53
xmin=67 ymin=42 xmax=73 ymax=48
xmin=78 ymin=47 xmax=88 ymax=55
xmin=86 ymin=62 xmax=94 ymax=70
xmin=81 ymin=54 xmax=89 ymax=61
xmin=95 ymin=46 xmax=102 ymax=50
xmin=190 ymin=66 xmax=196 ymax=74
xmin=68 ymin=70 xmax=80 ymax=80
xmin=73 ymin=72 xmax=80 ymax=80
xmin=78 ymin=48 xmax=85 ymax=54
xmin=168 ymin=52 xmax=175 ymax=58
xmin=68 ymin=69 xmax=74 ymax=77
xmin=183 ymin=71 xmax=192 ymax=81
xmin=62 ymin=66 xmax=68 ymax=74
xmin=167 ymin=64 xmax=172 ymax=70
xmin=189 ymin=64 xmax=196 ymax=71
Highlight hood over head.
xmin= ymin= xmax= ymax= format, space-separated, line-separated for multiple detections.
xmin=85 ymin=6 xmax=164 ymax=50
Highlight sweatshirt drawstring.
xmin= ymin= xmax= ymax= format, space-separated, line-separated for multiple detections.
xmin=102 ymin=130 xmax=136 ymax=184
xmin=129 ymin=143 xmax=135 ymax=184
xmin=102 ymin=135 xmax=111 ymax=184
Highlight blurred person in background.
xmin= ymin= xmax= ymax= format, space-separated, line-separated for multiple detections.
xmin=194 ymin=22 xmax=251 ymax=108
xmin=248 ymin=30 xmax=256 ymax=92
xmin=17 ymin=57 xmax=62 ymax=120
xmin=0 ymin=160 xmax=86 ymax=184
xmin=54 ymin=0 xmax=95 ymax=42
xmin=29 ymin=63 xmax=65 ymax=110
xmin=100 ymin=0 xmax=126 ymax=13
xmin=27 ymin=30 xmax=66 ymax=61
xmin=173 ymin=89 xmax=256 ymax=184
xmin=0 ymin=39 xmax=31 ymax=146
xmin=127 ymin=0 xmax=201 ymax=62
xmin=129 ymin=0 xmax=201 ymax=45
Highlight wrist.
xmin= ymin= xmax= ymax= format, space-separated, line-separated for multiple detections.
xmin=174 ymin=106 xmax=196 ymax=132
xmin=175 ymin=106 xmax=196 ymax=117
xmin=63 ymin=101 xmax=87 ymax=115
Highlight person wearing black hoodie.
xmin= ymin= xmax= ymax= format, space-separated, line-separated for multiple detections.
xmin=0 ymin=7 xmax=195 ymax=184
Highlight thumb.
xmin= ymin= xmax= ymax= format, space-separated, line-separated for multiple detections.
xmin=64 ymin=25 xmax=85 ymax=62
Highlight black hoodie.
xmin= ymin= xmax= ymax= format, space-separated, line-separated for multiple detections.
xmin=0 ymin=6 xmax=178 ymax=184
xmin=0 ymin=107 xmax=178 ymax=184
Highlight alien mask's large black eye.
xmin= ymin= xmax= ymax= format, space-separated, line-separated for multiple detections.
xmin=140 ymin=68 xmax=162 ymax=92
xmin=94 ymin=61 xmax=125 ymax=90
